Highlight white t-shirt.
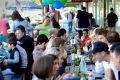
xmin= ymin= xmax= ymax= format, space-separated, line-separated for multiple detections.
xmin=95 ymin=61 xmax=104 ymax=74
xmin=67 ymin=12 xmax=73 ymax=22
xmin=110 ymin=62 xmax=119 ymax=80
xmin=102 ymin=61 xmax=119 ymax=80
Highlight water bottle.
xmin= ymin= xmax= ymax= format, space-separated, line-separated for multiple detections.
xmin=80 ymin=58 xmax=87 ymax=73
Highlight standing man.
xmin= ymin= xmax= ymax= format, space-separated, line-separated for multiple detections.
xmin=67 ymin=11 xmax=74 ymax=33
xmin=107 ymin=8 xmax=118 ymax=32
xmin=76 ymin=7 xmax=90 ymax=29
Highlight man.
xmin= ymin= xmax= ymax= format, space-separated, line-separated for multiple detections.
xmin=107 ymin=8 xmax=118 ymax=31
xmin=106 ymin=31 xmax=120 ymax=45
xmin=76 ymin=7 xmax=90 ymax=29
xmin=111 ymin=45 xmax=120 ymax=80
xmin=91 ymin=41 xmax=118 ymax=80
xmin=91 ymin=41 xmax=110 ymax=62
xmin=112 ymin=45 xmax=120 ymax=71
xmin=15 ymin=25 xmax=34 ymax=80
xmin=97 ymin=29 xmax=109 ymax=44
xmin=67 ymin=11 xmax=74 ymax=32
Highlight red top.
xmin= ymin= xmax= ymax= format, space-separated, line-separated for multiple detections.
xmin=80 ymin=35 xmax=90 ymax=46
xmin=0 ymin=18 xmax=7 ymax=36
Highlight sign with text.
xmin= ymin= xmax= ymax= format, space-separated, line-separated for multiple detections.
xmin=71 ymin=0 xmax=92 ymax=2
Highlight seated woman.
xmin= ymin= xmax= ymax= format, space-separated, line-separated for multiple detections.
xmin=45 ymin=37 xmax=67 ymax=76
xmin=32 ymin=55 xmax=59 ymax=80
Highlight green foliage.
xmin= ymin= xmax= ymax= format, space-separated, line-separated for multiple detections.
xmin=73 ymin=57 xmax=80 ymax=66
xmin=70 ymin=46 xmax=77 ymax=53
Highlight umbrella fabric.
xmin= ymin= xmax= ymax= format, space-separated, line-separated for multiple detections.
xmin=21 ymin=1 xmax=42 ymax=9
xmin=6 ymin=1 xmax=42 ymax=10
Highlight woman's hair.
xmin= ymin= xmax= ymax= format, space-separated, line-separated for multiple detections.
xmin=76 ymin=30 xmax=83 ymax=38
xmin=43 ymin=16 xmax=50 ymax=21
xmin=44 ymin=37 xmax=65 ymax=55
xmin=11 ymin=10 xmax=24 ymax=21
xmin=45 ymin=47 xmax=61 ymax=56
xmin=51 ymin=17 xmax=60 ymax=29
xmin=32 ymin=55 xmax=58 ymax=78
xmin=48 ymin=28 xmax=59 ymax=39
xmin=51 ymin=37 xmax=65 ymax=47
xmin=25 ymin=17 xmax=31 ymax=23
xmin=57 ymin=28 xmax=66 ymax=37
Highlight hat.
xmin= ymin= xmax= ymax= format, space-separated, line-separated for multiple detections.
xmin=91 ymin=41 xmax=109 ymax=54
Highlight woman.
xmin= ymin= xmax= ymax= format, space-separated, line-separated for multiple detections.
xmin=34 ymin=16 xmax=52 ymax=37
xmin=48 ymin=28 xmax=59 ymax=40
xmin=45 ymin=37 xmax=67 ymax=76
xmin=32 ymin=55 xmax=59 ymax=80
xmin=0 ymin=14 xmax=10 ymax=36
xmin=11 ymin=10 xmax=32 ymax=37
xmin=44 ymin=37 xmax=65 ymax=56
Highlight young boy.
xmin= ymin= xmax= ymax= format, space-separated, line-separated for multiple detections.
xmin=2 ymin=35 xmax=22 ymax=80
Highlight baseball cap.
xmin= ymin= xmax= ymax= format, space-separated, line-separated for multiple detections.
xmin=90 ymin=41 xmax=109 ymax=54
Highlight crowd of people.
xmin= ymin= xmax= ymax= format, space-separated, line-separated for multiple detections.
xmin=0 ymin=6 xmax=119 ymax=80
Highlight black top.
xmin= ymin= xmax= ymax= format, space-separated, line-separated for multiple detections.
xmin=9 ymin=48 xmax=22 ymax=74
xmin=77 ymin=11 xmax=89 ymax=28
xmin=118 ymin=71 xmax=120 ymax=80
xmin=107 ymin=12 xmax=118 ymax=27
xmin=19 ymin=35 xmax=34 ymax=67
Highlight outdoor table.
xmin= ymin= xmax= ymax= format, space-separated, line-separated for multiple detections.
xmin=66 ymin=54 xmax=104 ymax=80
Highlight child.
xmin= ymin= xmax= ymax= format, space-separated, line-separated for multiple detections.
xmin=2 ymin=36 xmax=22 ymax=80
